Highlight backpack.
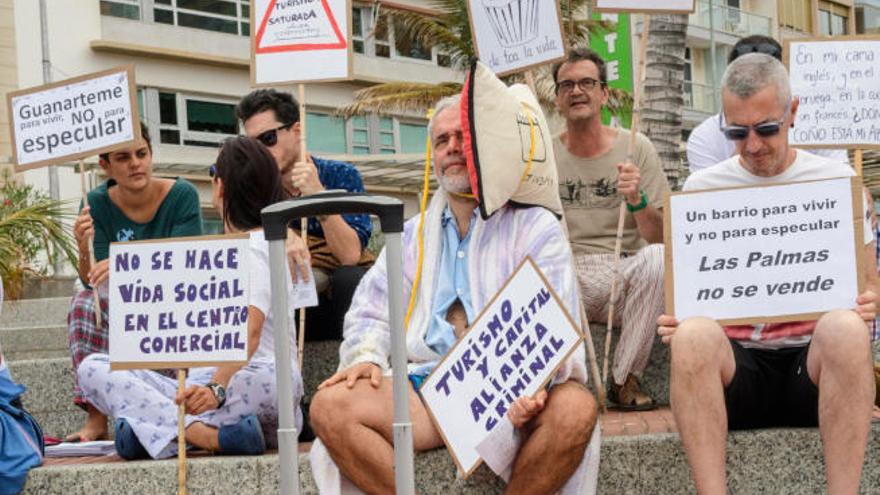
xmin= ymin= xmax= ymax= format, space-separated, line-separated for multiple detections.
xmin=0 ymin=358 xmax=44 ymax=495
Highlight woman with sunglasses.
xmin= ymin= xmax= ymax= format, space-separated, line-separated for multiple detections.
xmin=76 ymin=136 xmax=304 ymax=459
xmin=67 ymin=122 xmax=203 ymax=443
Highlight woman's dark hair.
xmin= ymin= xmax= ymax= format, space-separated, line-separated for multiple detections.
xmin=99 ymin=120 xmax=151 ymax=161
xmin=214 ymin=136 xmax=286 ymax=232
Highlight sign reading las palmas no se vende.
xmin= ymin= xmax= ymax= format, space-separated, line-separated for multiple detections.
xmin=6 ymin=66 xmax=140 ymax=172
xmin=109 ymin=235 xmax=251 ymax=370
xmin=420 ymin=257 xmax=583 ymax=477
xmin=664 ymin=177 xmax=866 ymax=324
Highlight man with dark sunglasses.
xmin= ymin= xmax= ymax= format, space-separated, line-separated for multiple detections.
xmin=686 ymin=35 xmax=847 ymax=173
xmin=236 ymin=89 xmax=374 ymax=342
xmin=662 ymin=53 xmax=877 ymax=494
xmin=551 ymin=47 xmax=670 ymax=411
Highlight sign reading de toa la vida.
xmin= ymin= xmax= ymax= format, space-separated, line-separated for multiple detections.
xmin=6 ymin=66 xmax=140 ymax=172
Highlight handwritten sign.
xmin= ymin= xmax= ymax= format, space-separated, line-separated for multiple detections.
xmin=664 ymin=178 xmax=865 ymax=324
xmin=109 ymin=235 xmax=251 ymax=369
xmin=421 ymin=257 xmax=583 ymax=477
xmin=785 ymin=37 xmax=880 ymax=149
xmin=595 ymin=0 xmax=695 ymax=13
xmin=466 ymin=0 xmax=566 ymax=76
xmin=6 ymin=66 xmax=140 ymax=172
xmin=251 ymin=0 xmax=351 ymax=85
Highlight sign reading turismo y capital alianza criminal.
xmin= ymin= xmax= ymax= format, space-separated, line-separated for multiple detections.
xmin=6 ymin=66 xmax=140 ymax=172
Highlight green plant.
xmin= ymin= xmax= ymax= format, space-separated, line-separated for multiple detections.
xmin=0 ymin=170 xmax=77 ymax=299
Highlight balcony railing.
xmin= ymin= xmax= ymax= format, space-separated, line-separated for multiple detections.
xmin=689 ymin=0 xmax=772 ymax=37
xmin=683 ymin=80 xmax=719 ymax=114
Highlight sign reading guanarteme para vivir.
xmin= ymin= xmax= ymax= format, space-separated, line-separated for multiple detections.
xmin=6 ymin=66 xmax=140 ymax=172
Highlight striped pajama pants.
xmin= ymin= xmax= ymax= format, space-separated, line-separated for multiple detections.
xmin=574 ymin=244 xmax=665 ymax=386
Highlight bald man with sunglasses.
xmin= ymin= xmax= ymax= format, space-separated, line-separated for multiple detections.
xmin=660 ymin=53 xmax=877 ymax=494
xmin=236 ymin=89 xmax=374 ymax=343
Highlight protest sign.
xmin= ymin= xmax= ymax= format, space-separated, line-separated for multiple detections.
xmin=465 ymin=0 xmax=566 ymax=76
xmin=784 ymin=37 xmax=880 ymax=149
xmin=421 ymin=257 xmax=583 ymax=477
xmin=251 ymin=0 xmax=351 ymax=86
xmin=595 ymin=0 xmax=695 ymax=13
xmin=109 ymin=235 xmax=251 ymax=370
xmin=6 ymin=66 xmax=140 ymax=172
xmin=664 ymin=177 xmax=865 ymax=324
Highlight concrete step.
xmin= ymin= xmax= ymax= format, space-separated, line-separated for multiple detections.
xmin=1 ymin=296 xmax=70 ymax=328
xmin=22 ymin=424 xmax=880 ymax=494
xmin=0 ymin=324 xmax=69 ymax=361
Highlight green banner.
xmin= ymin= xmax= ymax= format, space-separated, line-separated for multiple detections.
xmin=589 ymin=12 xmax=633 ymax=128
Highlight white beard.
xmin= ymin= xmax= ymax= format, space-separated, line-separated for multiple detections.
xmin=438 ymin=172 xmax=471 ymax=194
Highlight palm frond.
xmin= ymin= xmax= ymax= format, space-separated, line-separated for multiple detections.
xmin=338 ymin=82 xmax=462 ymax=117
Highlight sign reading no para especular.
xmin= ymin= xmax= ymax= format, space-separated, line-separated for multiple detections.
xmin=109 ymin=235 xmax=251 ymax=370
xmin=785 ymin=37 xmax=880 ymax=149
xmin=6 ymin=66 xmax=140 ymax=172
xmin=420 ymin=257 xmax=582 ymax=477
xmin=466 ymin=0 xmax=566 ymax=76
xmin=251 ymin=0 xmax=351 ymax=85
xmin=664 ymin=177 xmax=866 ymax=324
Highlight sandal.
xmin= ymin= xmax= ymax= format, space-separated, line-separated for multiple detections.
xmin=608 ymin=374 xmax=656 ymax=411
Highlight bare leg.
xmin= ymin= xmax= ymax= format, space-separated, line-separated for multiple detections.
xmin=68 ymin=404 xmax=109 ymax=442
xmin=185 ymin=422 xmax=220 ymax=452
xmin=310 ymin=378 xmax=443 ymax=494
xmin=807 ymin=310 xmax=874 ymax=495
xmin=505 ymin=382 xmax=597 ymax=495
xmin=669 ymin=317 xmax=736 ymax=495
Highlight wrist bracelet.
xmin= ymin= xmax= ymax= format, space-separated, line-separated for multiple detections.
xmin=626 ymin=190 xmax=648 ymax=213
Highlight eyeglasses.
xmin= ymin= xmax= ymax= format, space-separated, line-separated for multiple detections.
xmin=731 ymin=42 xmax=782 ymax=61
xmin=255 ymin=122 xmax=294 ymax=147
xmin=720 ymin=105 xmax=791 ymax=141
xmin=209 ymin=164 xmax=217 ymax=178
xmin=555 ymin=77 xmax=604 ymax=95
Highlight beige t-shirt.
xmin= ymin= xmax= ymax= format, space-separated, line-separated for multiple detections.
xmin=554 ymin=129 xmax=670 ymax=256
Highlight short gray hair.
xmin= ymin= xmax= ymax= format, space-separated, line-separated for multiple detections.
xmin=427 ymin=94 xmax=462 ymax=140
xmin=721 ymin=53 xmax=790 ymax=108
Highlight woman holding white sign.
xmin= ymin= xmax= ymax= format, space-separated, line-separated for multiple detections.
xmin=77 ymin=136 xmax=303 ymax=459
xmin=67 ymin=123 xmax=203 ymax=443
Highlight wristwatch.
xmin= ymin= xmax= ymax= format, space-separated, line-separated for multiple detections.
xmin=626 ymin=190 xmax=649 ymax=213
xmin=206 ymin=383 xmax=227 ymax=408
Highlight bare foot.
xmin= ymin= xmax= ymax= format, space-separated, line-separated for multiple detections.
xmin=66 ymin=404 xmax=109 ymax=442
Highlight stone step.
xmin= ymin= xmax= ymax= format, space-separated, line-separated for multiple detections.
xmin=22 ymin=424 xmax=880 ymax=494
xmin=1 ymin=296 xmax=70 ymax=328
xmin=0 ymin=324 xmax=69 ymax=361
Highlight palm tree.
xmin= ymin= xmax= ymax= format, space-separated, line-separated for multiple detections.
xmin=339 ymin=0 xmax=629 ymax=117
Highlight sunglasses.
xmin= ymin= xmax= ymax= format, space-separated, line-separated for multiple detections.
xmin=555 ymin=77 xmax=604 ymax=95
xmin=720 ymin=105 xmax=791 ymax=141
xmin=209 ymin=164 xmax=217 ymax=178
xmin=731 ymin=42 xmax=782 ymax=61
xmin=255 ymin=122 xmax=294 ymax=147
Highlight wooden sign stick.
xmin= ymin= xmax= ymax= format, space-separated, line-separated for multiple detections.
xmin=602 ymin=13 xmax=651 ymax=389
xmin=297 ymin=84 xmax=308 ymax=371
xmin=855 ymin=149 xmax=863 ymax=177
xmin=177 ymin=370 xmax=187 ymax=495
xmin=78 ymin=159 xmax=102 ymax=329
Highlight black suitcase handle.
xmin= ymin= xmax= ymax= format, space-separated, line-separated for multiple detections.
xmin=261 ymin=192 xmax=405 ymax=241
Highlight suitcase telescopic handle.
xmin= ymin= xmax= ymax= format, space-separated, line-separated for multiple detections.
xmin=261 ymin=192 xmax=405 ymax=240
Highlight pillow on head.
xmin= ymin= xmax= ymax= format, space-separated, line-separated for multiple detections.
xmin=461 ymin=60 xmax=563 ymax=220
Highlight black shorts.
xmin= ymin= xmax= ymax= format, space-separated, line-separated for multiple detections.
xmin=724 ymin=340 xmax=819 ymax=430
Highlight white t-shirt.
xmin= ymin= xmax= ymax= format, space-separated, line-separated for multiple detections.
xmin=248 ymin=230 xmax=298 ymax=363
xmin=686 ymin=114 xmax=849 ymax=174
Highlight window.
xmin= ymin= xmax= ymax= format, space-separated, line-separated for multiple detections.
xmin=101 ymin=0 xmax=141 ymax=20
xmin=393 ymin=17 xmax=431 ymax=61
xmin=350 ymin=116 xmax=371 ymax=154
xmin=399 ymin=122 xmax=427 ymax=153
xmin=818 ymin=1 xmax=849 ymax=35
xmin=351 ymin=5 xmax=447 ymax=65
xmin=145 ymin=90 xmax=239 ymax=147
xmin=346 ymin=114 xmax=426 ymax=155
xmin=779 ymin=0 xmax=812 ymax=32
xmin=306 ymin=112 xmax=348 ymax=154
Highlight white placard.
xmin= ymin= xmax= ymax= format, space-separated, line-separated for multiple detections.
xmin=251 ymin=0 xmax=351 ymax=85
xmin=421 ymin=257 xmax=583 ymax=477
xmin=595 ymin=0 xmax=695 ymax=13
xmin=466 ymin=0 xmax=566 ymax=76
xmin=665 ymin=178 xmax=864 ymax=324
xmin=109 ymin=235 xmax=250 ymax=369
xmin=6 ymin=66 xmax=139 ymax=172
xmin=786 ymin=38 xmax=880 ymax=149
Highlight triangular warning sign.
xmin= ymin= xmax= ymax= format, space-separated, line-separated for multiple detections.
xmin=255 ymin=0 xmax=347 ymax=54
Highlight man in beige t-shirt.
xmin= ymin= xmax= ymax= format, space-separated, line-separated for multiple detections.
xmin=553 ymin=48 xmax=670 ymax=409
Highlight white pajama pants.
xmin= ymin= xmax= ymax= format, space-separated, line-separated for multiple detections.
xmin=78 ymin=353 xmax=303 ymax=459
xmin=574 ymin=244 xmax=665 ymax=385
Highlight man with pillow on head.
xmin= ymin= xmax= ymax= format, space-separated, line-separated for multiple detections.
xmin=553 ymin=47 xmax=669 ymax=410
xmin=659 ymin=53 xmax=876 ymax=494
xmin=309 ymin=93 xmax=599 ymax=494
